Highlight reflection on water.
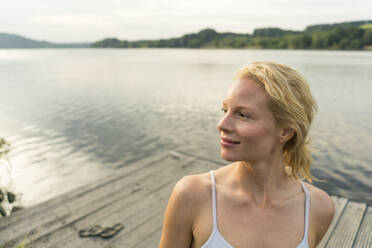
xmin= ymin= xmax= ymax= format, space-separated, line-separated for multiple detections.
xmin=0 ymin=49 xmax=371 ymax=206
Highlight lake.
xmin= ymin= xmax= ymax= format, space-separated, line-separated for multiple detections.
xmin=0 ymin=48 xmax=371 ymax=207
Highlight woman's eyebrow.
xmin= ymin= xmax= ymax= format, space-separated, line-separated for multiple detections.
xmin=222 ymin=101 xmax=254 ymax=111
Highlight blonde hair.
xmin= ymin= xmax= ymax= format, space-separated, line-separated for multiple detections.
xmin=236 ymin=61 xmax=317 ymax=182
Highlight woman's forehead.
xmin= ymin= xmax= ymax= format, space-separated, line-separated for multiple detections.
xmin=224 ymin=78 xmax=268 ymax=107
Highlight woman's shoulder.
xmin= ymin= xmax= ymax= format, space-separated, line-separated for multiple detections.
xmin=303 ymin=182 xmax=335 ymax=217
xmin=303 ymin=182 xmax=335 ymax=244
xmin=159 ymin=171 xmax=215 ymax=246
xmin=171 ymin=172 xmax=212 ymax=204
xmin=174 ymin=172 xmax=211 ymax=194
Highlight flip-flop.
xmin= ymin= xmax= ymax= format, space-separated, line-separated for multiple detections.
xmin=89 ymin=225 xmax=104 ymax=236
xmin=112 ymin=223 xmax=124 ymax=231
xmin=0 ymin=206 xmax=6 ymax=217
xmin=78 ymin=229 xmax=91 ymax=238
xmin=78 ymin=225 xmax=104 ymax=237
xmin=100 ymin=223 xmax=124 ymax=239
xmin=7 ymin=192 xmax=16 ymax=203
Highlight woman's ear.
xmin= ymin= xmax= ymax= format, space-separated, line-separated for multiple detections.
xmin=280 ymin=127 xmax=295 ymax=143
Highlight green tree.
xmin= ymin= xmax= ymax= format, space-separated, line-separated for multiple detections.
xmin=288 ymin=35 xmax=302 ymax=49
xmin=0 ymin=138 xmax=10 ymax=161
xmin=216 ymin=36 xmax=236 ymax=47
xmin=328 ymin=27 xmax=346 ymax=46
xmin=345 ymin=26 xmax=364 ymax=40
xmin=91 ymin=38 xmax=121 ymax=48
xmin=339 ymin=38 xmax=349 ymax=49
xmin=198 ymin=29 xmax=218 ymax=43
xmin=187 ymin=38 xmax=202 ymax=48
xmin=278 ymin=39 xmax=289 ymax=49
xmin=89 ymin=22 xmax=372 ymax=50
xmin=157 ymin=39 xmax=167 ymax=47
xmin=119 ymin=40 xmax=129 ymax=48
xmin=311 ymin=33 xmax=325 ymax=49
xmin=167 ymin=38 xmax=181 ymax=47
xmin=253 ymin=28 xmax=299 ymax=37
xmin=302 ymin=35 xmax=312 ymax=48
xmin=351 ymin=39 xmax=363 ymax=49
xmin=229 ymin=37 xmax=249 ymax=48
xmin=258 ymin=38 xmax=270 ymax=48
xmin=0 ymin=138 xmax=15 ymax=216
xmin=362 ymin=29 xmax=372 ymax=45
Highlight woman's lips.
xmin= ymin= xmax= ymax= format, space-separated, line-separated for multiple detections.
xmin=220 ymin=137 xmax=240 ymax=148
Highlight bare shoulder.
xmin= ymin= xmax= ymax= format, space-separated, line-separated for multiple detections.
xmin=304 ymin=183 xmax=335 ymax=221
xmin=304 ymin=183 xmax=335 ymax=244
xmin=164 ymin=171 xmax=213 ymax=222
xmin=171 ymin=172 xmax=212 ymax=206
xmin=159 ymin=172 xmax=212 ymax=247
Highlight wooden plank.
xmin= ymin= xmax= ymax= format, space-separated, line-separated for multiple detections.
xmin=325 ymin=201 xmax=366 ymax=248
xmin=133 ymin=225 xmax=163 ymax=248
xmin=40 ymin=156 xmax=199 ymax=248
xmin=100 ymin=159 xmax=217 ymax=248
xmin=317 ymin=196 xmax=348 ymax=248
xmin=1 ymin=159 xmax=170 ymax=247
xmin=44 ymin=174 xmax=174 ymax=248
xmin=0 ymin=151 xmax=171 ymax=229
xmin=23 ymin=152 xmax=208 ymax=248
xmin=87 ymin=157 xmax=219 ymax=248
xmin=353 ymin=206 xmax=372 ymax=248
xmin=45 ymin=154 xmax=210 ymax=248
xmin=102 ymin=207 xmax=165 ymax=248
xmin=6 ymin=150 xmax=371 ymax=248
xmin=0 ymin=153 xmax=191 ymax=247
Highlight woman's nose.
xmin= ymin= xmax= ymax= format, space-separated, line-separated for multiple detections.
xmin=217 ymin=112 xmax=234 ymax=133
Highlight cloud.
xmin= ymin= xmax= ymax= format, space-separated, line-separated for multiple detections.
xmin=26 ymin=14 xmax=123 ymax=42
xmin=29 ymin=15 xmax=116 ymax=29
xmin=10 ymin=0 xmax=372 ymax=42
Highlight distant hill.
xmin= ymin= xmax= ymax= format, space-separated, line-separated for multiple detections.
xmin=0 ymin=33 xmax=90 ymax=48
xmin=253 ymin=28 xmax=301 ymax=37
xmin=91 ymin=20 xmax=372 ymax=50
xmin=2 ymin=19 xmax=372 ymax=50
xmin=305 ymin=20 xmax=372 ymax=32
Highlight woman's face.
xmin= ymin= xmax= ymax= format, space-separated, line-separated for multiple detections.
xmin=217 ymin=78 xmax=283 ymax=163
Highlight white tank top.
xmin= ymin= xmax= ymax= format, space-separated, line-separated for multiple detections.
xmin=200 ymin=170 xmax=310 ymax=248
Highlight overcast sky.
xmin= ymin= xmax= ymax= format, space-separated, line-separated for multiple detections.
xmin=1 ymin=0 xmax=371 ymax=43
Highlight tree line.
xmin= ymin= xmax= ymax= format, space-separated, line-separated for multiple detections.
xmin=92 ymin=20 xmax=372 ymax=50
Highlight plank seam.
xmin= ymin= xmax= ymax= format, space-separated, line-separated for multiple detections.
xmin=130 ymin=224 xmax=163 ymax=248
xmin=102 ymin=208 xmax=165 ymax=248
xmin=175 ymin=150 xmax=226 ymax=165
xmin=26 ymin=158 xmax=198 ymax=246
xmin=350 ymin=204 xmax=368 ymax=248
xmin=73 ymin=153 xmax=172 ymax=198
xmin=0 ymin=152 xmax=171 ymax=231
xmin=323 ymin=199 xmax=349 ymax=248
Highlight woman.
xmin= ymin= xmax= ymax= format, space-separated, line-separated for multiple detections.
xmin=159 ymin=61 xmax=335 ymax=248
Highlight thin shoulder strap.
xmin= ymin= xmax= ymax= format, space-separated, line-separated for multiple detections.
xmin=299 ymin=181 xmax=310 ymax=239
xmin=209 ymin=170 xmax=218 ymax=229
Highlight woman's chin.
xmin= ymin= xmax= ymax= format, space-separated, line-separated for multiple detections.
xmin=220 ymin=150 xmax=240 ymax=162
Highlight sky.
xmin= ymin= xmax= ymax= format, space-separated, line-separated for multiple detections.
xmin=1 ymin=0 xmax=371 ymax=43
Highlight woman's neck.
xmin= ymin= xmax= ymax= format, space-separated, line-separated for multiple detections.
xmin=231 ymin=159 xmax=297 ymax=208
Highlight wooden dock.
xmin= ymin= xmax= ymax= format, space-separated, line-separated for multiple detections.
xmin=0 ymin=151 xmax=371 ymax=248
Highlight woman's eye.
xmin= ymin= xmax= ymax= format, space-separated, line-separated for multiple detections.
xmin=220 ymin=108 xmax=227 ymax=113
xmin=238 ymin=112 xmax=250 ymax=118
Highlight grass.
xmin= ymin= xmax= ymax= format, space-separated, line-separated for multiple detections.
xmin=360 ymin=23 xmax=372 ymax=29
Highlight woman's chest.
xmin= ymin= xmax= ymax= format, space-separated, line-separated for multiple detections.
xmin=193 ymin=198 xmax=310 ymax=248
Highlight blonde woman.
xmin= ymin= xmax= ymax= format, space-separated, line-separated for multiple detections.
xmin=159 ymin=62 xmax=335 ymax=248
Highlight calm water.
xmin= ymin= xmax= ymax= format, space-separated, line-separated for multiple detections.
xmin=0 ymin=49 xmax=371 ymax=206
